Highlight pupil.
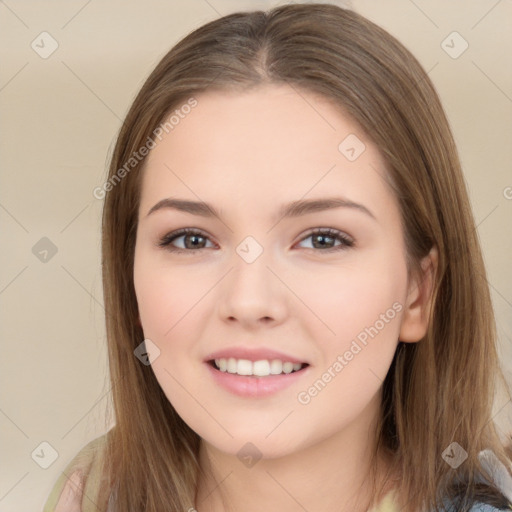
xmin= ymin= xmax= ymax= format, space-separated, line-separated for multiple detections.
xmin=186 ymin=234 xmax=203 ymax=249
xmin=314 ymin=234 xmax=332 ymax=248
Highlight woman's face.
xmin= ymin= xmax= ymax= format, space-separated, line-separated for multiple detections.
xmin=133 ymin=84 xmax=417 ymax=459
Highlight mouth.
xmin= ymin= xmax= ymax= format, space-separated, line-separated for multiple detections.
xmin=207 ymin=358 xmax=310 ymax=377
xmin=205 ymin=356 xmax=311 ymax=398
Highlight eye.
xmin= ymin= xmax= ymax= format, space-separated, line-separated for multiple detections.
xmin=157 ymin=227 xmax=354 ymax=254
xmin=157 ymin=228 xmax=215 ymax=254
xmin=296 ymin=228 xmax=354 ymax=252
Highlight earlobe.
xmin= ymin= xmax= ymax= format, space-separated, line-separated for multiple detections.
xmin=399 ymin=246 xmax=438 ymax=343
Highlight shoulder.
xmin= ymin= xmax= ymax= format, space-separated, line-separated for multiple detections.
xmin=428 ymin=498 xmax=512 ymax=512
xmin=52 ymin=469 xmax=84 ymax=512
xmin=43 ymin=432 xmax=110 ymax=512
xmin=466 ymin=504 xmax=512 ymax=512
xmin=439 ymin=493 xmax=512 ymax=511
xmin=469 ymin=448 xmax=512 ymax=512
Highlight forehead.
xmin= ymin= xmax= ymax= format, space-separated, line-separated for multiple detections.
xmin=139 ymin=84 xmax=394 ymax=219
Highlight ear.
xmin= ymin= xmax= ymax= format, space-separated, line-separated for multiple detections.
xmin=399 ymin=246 xmax=438 ymax=343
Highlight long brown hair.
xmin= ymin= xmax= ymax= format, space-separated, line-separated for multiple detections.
xmin=89 ymin=3 xmax=512 ymax=511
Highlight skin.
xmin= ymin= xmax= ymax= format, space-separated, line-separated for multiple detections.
xmin=133 ymin=84 xmax=437 ymax=511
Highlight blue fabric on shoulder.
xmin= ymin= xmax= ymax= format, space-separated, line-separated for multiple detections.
xmin=431 ymin=449 xmax=512 ymax=512
xmin=466 ymin=504 xmax=512 ymax=512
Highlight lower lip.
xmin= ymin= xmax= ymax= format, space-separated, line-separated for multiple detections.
xmin=205 ymin=362 xmax=310 ymax=398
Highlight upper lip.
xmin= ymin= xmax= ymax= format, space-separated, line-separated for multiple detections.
xmin=204 ymin=347 xmax=309 ymax=365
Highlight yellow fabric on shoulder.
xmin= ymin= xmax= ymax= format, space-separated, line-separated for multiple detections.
xmin=370 ymin=489 xmax=399 ymax=512
xmin=43 ymin=433 xmax=109 ymax=512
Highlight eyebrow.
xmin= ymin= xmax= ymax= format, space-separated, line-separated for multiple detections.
xmin=145 ymin=196 xmax=376 ymax=223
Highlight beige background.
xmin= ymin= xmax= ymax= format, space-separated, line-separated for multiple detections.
xmin=1 ymin=1 xmax=511 ymax=510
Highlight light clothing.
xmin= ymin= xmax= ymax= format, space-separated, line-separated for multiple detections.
xmin=43 ymin=434 xmax=512 ymax=512
xmin=370 ymin=489 xmax=397 ymax=511
xmin=43 ymin=434 xmax=107 ymax=512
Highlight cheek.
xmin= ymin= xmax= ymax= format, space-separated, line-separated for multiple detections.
xmin=293 ymin=257 xmax=406 ymax=344
xmin=294 ymin=253 xmax=407 ymax=407
xmin=292 ymin=267 xmax=404 ymax=435
xmin=133 ymin=253 xmax=211 ymax=412
xmin=133 ymin=252 xmax=210 ymax=338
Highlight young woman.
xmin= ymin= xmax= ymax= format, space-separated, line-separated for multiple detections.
xmin=43 ymin=3 xmax=512 ymax=511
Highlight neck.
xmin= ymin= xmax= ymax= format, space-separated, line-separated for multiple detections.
xmin=194 ymin=393 xmax=396 ymax=512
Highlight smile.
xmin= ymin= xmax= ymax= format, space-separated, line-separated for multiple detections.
xmin=205 ymin=358 xmax=310 ymax=398
xmin=210 ymin=358 xmax=308 ymax=377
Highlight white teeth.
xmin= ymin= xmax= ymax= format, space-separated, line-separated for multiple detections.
xmin=213 ymin=358 xmax=305 ymax=376
xmin=227 ymin=357 xmax=237 ymax=374
xmin=269 ymin=359 xmax=283 ymax=375
xmin=282 ymin=362 xmax=294 ymax=374
xmin=237 ymin=359 xmax=253 ymax=376
xmin=215 ymin=358 xmax=227 ymax=372
xmin=253 ymin=360 xmax=270 ymax=376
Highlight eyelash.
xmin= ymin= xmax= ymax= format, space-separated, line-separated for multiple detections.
xmin=157 ymin=228 xmax=354 ymax=254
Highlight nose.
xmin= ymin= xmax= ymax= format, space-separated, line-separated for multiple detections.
xmin=217 ymin=248 xmax=288 ymax=329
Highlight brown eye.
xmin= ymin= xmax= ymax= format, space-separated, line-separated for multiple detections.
xmin=158 ymin=229 xmax=214 ymax=253
xmin=297 ymin=228 xmax=354 ymax=251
